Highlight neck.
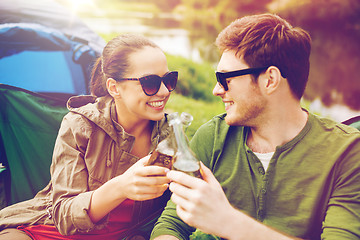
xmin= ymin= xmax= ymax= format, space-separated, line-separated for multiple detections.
xmin=113 ymin=103 xmax=153 ymax=138
xmin=118 ymin=114 xmax=153 ymax=137
xmin=247 ymin=105 xmax=308 ymax=153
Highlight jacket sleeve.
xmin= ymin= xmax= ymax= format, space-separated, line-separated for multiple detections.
xmin=50 ymin=112 xmax=104 ymax=235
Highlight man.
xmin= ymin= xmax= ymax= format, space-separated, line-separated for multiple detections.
xmin=151 ymin=13 xmax=360 ymax=240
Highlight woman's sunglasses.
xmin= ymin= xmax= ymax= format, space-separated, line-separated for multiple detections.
xmin=117 ymin=71 xmax=178 ymax=96
xmin=215 ymin=67 xmax=269 ymax=91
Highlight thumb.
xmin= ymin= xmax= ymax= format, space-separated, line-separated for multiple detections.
xmin=200 ymin=162 xmax=218 ymax=185
xmin=134 ymin=155 xmax=151 ymax=167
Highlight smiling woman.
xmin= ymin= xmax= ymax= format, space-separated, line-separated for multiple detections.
xmin=0 ymin=34 xmax=176 ymax=240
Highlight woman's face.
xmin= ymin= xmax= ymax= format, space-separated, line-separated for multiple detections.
xmin=114 ymin=46 xmax=171 ymax=123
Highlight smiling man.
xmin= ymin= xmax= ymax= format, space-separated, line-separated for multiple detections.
xmin=150 ymin=13 xmax=360 ymax=240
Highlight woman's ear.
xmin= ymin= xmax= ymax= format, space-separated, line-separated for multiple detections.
xmin=106 ymin=78 xmax=121 ymax=98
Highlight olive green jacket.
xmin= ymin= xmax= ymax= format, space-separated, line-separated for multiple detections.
xmin=0 ymin=95 xmax=171 ymax=235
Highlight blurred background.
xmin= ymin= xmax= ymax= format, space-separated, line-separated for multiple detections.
xmin=57 ymin=0 xmax=360 ymax=136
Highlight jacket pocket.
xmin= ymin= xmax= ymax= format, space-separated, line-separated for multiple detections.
xmin=88 ymin=141 xmax=138 ymax=189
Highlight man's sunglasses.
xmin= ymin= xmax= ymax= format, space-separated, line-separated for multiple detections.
xmin=215 ymin=67 xmax=269 ymax=91
xmin=117 ymin=71 xmax=178 ymax=96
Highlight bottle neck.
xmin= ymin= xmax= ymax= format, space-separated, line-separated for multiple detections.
xmin=171 ymin=121 xmax=188 ymax=152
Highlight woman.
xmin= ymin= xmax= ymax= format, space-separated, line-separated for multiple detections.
xmin=0 ymin=34 xmax=177 ymax=239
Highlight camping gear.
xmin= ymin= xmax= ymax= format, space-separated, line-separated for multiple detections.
xmin=0 ymin=84 xmax=68 ymax=208
xmin=0 ymin=0 xmax=105 ymax=207
xmin=0 ymin=0 xmax=105 ymax=100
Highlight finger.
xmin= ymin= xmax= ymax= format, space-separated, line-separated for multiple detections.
xmin=171 ymin=191 xmax=197 ymax=225
xmin=138 ymin=175 xmax=171 ymax=186
xmin=135 ymin=155 xmax=151 ymax=166
xmin=168 ymin=181 xmax=193 ymax=200
xmin=170 ymin=190 xmax=192 ymax=210
xmin=136 ymin=165 xmax=170 ymax=177
xmin=131 ymin=183 xmax=169 ymax=196
xmin=166 ymin=170 xmax=203 ymax=188
xmin=142 ymin=183 xmax=169 ymax=194
xmin=131 ymin=190 xmax=167 ymax=201
xmin=175 ymin=203 xmax=194 ymax=227
xmin=199 ymin=162 xmax=217 ymax=183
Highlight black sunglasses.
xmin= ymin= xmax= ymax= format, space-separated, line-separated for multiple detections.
xmin=117 ymin=71 xmax=178 ymax=96
xmin=215 ymin=67 xmax=269 ymax=91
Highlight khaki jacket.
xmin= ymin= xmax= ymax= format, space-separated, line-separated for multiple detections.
xmin=0 ymin=95 xmax=171 ymax=235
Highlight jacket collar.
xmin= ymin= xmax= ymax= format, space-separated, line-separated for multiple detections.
xmin=67 ymin=95 xmax=170 ymax=149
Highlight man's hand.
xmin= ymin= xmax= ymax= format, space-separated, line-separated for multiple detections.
xmin=89 ymin=155 xmax=170 ymax=223
xmin=166 ymin=162 xmax=235 ymax=237
xmin=166 ymin=163 xmax=297 ymax=240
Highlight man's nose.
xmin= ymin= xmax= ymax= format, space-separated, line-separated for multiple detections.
xmin=213 ymin=82 xmax=225 ymax=96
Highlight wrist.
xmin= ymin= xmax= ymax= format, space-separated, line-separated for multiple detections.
xmin=104 ymin=176 xmax=127 ymax=202
xmin=224 ymin=208 xmax=297 ymax=240
xmin=222 ymin=207 xmax=246 ymax=240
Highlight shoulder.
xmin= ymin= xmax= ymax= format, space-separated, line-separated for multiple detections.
xmin=63 ymin=95 xmax=115 ymax=137
xmin=56 ymin=112 xmax=93 ymax=148
xmin=67 ymin=95 xmax=112 ymax=120
xmin=306 ymin=113 xmax=360 ymax=165
xmin=309 ymin=113 xmax=360 ymax=142
xmin=191 ymin=113 xmax=241 ymax=152
xmin=196 ymin=113 xmax=229 ymax=135
xmin=194 ymin=113 xmax=245 ymax=144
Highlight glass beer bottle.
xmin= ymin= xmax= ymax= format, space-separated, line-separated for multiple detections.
xmin=170 ymin=112 xmax=202 ymax=179
xmin=147 ymin=113 xmax=178 ymax=169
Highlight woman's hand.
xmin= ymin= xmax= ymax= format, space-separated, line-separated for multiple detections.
xmin=89 ymin=155 xmax=170 ymax=222
xmin=114 ymin=155 xmax=170 ymax=201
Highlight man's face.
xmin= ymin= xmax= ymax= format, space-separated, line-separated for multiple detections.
xmin=213 ymin=50 xmax=267 ymax=126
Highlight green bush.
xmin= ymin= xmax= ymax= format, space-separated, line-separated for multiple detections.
xmin=165 ymin=93 xmax=224 ymax=139
xmin=97 ymin=34 xmax=218 ymax=103
xmin=166 ymin=54 xmax=218 ymax=102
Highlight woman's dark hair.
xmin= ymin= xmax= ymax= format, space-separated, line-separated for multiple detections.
xmin=216 ymin=13 xmax=311 ymax=100
xmin=90 ymin=34 xmax=160 ymax=97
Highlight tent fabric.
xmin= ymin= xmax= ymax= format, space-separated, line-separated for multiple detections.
xmin=0 ymin=1 xmax=105 ymax=209
xmin=0 ymin=84 xmax=68 ymax=206
xmin=0 ymin=0 xmax=106 ymax=53
xmin=0 ymin=23 xmax=71 ymax=58
xmin=0 ymin=22 xmax=99 ymax=96
xmin=0 ymin=0 xmax=106 ymax=97
xmin=0 ymin=0 xmax=105 ymax=209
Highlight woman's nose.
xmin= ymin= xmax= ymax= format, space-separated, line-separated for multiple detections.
xmin=156 ymin=82 xmax=171 ymax=96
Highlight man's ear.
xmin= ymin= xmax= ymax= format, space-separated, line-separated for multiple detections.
xmin=261 ymin=66 xmax=282 ymax=95
xmin=106 ymin=78 xmax=121 ymax=98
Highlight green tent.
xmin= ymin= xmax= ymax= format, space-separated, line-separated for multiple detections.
xmin=0 ymin=84 xmax=68 ymax=208
xmin=0 ymin=0 xmax=104 ymax=209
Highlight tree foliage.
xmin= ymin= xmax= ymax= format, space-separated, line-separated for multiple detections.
xmin=277 ymin=0 xmax=360 ymax=110
xmin=151 ymin=0 xmax=182 ymax=12
xmin=90 ymin=0 xmax=360 ymax=110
